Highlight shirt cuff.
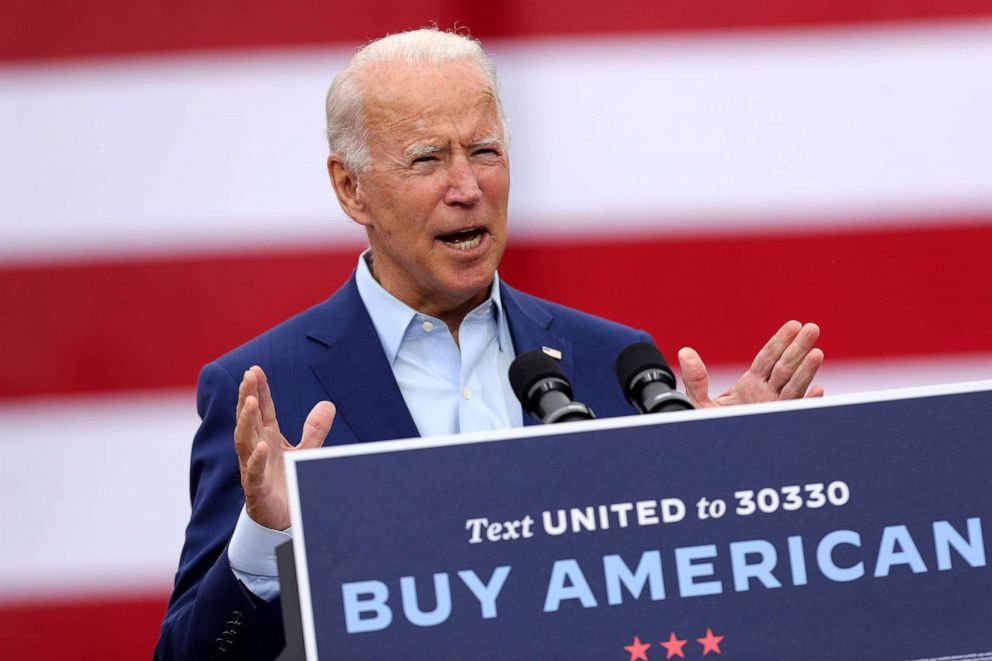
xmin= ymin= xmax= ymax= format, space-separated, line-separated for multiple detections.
xmin=229 ymin=505 xmax=293 ymax=601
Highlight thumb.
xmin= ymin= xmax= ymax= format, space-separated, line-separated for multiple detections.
xmin=299 ymin=401 xmax=336 ymax=449
xmin=678 ymin=347 xmax=711 ymax=407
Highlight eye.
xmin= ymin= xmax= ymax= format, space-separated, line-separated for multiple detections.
xmin=412 ymin=155 xmax=437 ymax=165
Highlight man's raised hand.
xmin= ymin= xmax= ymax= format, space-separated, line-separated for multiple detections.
xmin=234 ymin=366 xmax=335 ymax=531
xmin=678 ymin=320 xmax=824 ymax=409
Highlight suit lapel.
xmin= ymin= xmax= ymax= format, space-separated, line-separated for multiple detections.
xmin=500 ymin=282 xmax=573 ymax=427
xmin=305 ymin=276 xmax=420 ymax=444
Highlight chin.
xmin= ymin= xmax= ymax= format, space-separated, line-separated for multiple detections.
xmin=442 ymin=266 xmax=497 ymax=302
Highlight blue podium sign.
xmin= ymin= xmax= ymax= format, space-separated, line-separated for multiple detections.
xmin=286 ymin=382 xmax=992 ymax=660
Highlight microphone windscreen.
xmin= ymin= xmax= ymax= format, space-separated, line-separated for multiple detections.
xmin=509 ymin=351 xmax=568 ymax=404
xmin=615 ymin=342 xmax=676 ymax=390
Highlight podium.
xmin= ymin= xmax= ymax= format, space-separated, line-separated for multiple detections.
xmin=280 ymin=381 xmax=992 ymax=659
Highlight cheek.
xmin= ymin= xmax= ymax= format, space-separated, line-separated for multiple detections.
xmin=379 ymin=191 xmax=441 ymax=244
xmin=400 ymin=183 xmax=449 ymax=225
xmin=478 ymin=167 xmax=510 ymax=196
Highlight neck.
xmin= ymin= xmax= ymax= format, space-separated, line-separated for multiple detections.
xmin=432 ymin=291 xmax=489 ymax=345
xmin=367 ymin=253 xmax=491 ymax=345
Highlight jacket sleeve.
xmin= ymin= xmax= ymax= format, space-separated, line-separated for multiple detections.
xmin=155 ymin=362 xmax=285 ymax=661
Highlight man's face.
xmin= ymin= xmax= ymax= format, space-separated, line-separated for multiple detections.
xmin=342 ymin=60 xmax=510 ymax=318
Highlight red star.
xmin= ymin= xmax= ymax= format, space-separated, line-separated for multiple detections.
xmin=660 ymin=631 xmax=688 ymax=659
xmin=697 ymin=627 xmax=724 ymax=655
xmin=624 ymin=635 xmax=652 ymax=661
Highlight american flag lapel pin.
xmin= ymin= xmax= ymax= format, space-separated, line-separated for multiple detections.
xmin=541 ymin=346 xmax=563 ymax=360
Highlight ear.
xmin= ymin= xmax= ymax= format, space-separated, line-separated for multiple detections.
xmin=327 ymin=154 xmax=372 ymax=227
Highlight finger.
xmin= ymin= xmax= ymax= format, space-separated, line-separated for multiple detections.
xmin=244 ymin=440 xmax=269 ymax=493
xmin=250 ymin=365 xmax=279 ymax=428
xmin=234 ymin=395 xmax=261 ymax=469
xmin=235 ymin=369 xmax=255 ymax=422
xmin=806 ymin=385 xmax=825 ymax=398
xmin=749 ymin=320 xmax=802 ymax=380
xmin=678 ymin=347 xmax=711 ymax=408
xmin=779 ymin=348 xmax=825 ymax=400
xmin=768 ymin=323 xmax=820 ymax=391
xmin=299 ymin=401 xmax=336 ymax=449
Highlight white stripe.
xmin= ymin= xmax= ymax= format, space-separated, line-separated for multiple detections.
xmin=1 ymin=354 xmax=989 ymax=601
xmin=2 ymin=21 xmax=991 ymax=262
xmin=0 ymin=391 xmax=196 ymax=602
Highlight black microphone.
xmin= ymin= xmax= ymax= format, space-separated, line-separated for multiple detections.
xmin=616 ymin=342 xmax=695 ymax=414
xmin=509 ymin=351 xmax=595 ymax=423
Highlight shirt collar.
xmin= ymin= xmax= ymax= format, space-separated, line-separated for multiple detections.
xmin=354 ymin=249 xmax=508 ymax=365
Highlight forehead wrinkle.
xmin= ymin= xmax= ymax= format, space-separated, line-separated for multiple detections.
xmin=366 ymin=81 xmax=499 ymax=127
xmin=360 ymin=65 xmax=506 ymax=161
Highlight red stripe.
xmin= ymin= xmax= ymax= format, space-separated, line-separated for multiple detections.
xmin=3 ymin=0 xmax=992 ymax=63
xmin=504 ymin=221 xmax=992 ymax=366
xmin=0 ymin=593 xmax=168 ymax=661
xmin=3 ymin=219 xmax=991 ymax=399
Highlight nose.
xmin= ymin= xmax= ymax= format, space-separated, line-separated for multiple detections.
xmin=444 ymin=155 xmax=482 ymax=207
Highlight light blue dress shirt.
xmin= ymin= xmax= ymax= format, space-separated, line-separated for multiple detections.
xmin=228 ymin=251 xmax=523 ymax=599
xmin=354 ymin=250 xmax=522 ymax=438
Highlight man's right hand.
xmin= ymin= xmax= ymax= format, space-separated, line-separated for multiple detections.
xmin=234 ymin=366 xmax=336 ymax=531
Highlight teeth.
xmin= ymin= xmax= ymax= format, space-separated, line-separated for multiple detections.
xmin=450 ymin=234 xmax=483 ymax=251
xmin=441 ymin=228 xmax=485 ymax=250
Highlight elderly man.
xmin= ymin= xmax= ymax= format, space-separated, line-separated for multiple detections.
xmin=156 ymin=28 xmax=822 ymax=660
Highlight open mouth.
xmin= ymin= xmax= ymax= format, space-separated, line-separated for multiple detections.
xmin=439 ymin=227 xmax=486 ymax=251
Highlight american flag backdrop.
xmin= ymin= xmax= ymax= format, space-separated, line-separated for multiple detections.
xmin=2 ymin=1 xmax=991 ymax=658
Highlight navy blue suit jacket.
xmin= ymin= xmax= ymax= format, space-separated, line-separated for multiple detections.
xmin=155 ymin=274 xmax=651 ymax=660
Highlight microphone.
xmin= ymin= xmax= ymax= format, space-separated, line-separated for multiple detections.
xmin=509 ymin=351 xmax=596 ymax=424
xmin=616 ymin=342 xmax=694 ymax=414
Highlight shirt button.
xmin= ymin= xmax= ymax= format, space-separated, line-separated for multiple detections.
xmin=422 ymin=321 xmax=434 ymax=333
xmin=463 ymin=388 xmax=472 ymax=400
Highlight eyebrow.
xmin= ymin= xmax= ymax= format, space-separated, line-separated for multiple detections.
xmin=404 ymin=135 xmax=505 ymax=160
xmin=405 ymin=143 xmax=441 ymax=159
xmin=471 ymin=135 xmax=504 ymax=149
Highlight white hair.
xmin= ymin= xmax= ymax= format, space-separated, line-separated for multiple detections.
xmin=325 ymin=27 xmax=508 ymax=172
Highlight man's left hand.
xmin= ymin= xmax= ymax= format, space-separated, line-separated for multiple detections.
xmin=678 ymin=320 xmax=824 ymax=408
